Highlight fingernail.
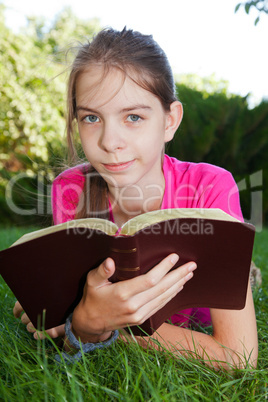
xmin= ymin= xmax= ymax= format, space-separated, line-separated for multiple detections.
xmin=188 ymin=263 xmax=197 ymax=272
xmin=103 ymin=259 xmax=109 ymax=273
xmin=171 ymin=254 xmax=179 ymax=265
xmin=186 ymin=272 xmax=194 ymax=281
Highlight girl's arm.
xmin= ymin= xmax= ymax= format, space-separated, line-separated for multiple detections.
xmin=132 ymin=280 xmax=258 ymax=370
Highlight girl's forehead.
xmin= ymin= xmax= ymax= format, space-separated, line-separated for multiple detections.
xmin=75 ymin=66 xmax=157 ymax=109
xmin=76 ymin=66 xmax=124 ymax=101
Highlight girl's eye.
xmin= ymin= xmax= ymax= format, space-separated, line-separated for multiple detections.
xmin=84 ymin=115 xmax=99 ymax=123
xmin=126 ymin=114 xmax=141 ymax=122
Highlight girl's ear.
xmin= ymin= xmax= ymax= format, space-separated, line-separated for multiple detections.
xmin=164 ymin=101 xmax=183 ymax=143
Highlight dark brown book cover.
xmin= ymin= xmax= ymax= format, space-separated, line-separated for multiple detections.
xmin=0 ymin=209 xmax=255 ymax=336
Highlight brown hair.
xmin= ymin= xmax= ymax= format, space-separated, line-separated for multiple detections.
xmin=66 ymin=27 xmax=177 ymax=219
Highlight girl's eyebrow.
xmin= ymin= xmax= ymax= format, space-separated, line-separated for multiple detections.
xmin=76 ymin=105 xmax=152 ymax=113
xmin=76 ymin=106 xmax=97 ymax=113
xmin=120 ymin=105 xmax=152 ymax=113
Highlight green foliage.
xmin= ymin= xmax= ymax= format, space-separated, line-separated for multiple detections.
xmin=175 ymin=73 xmax=230 ymax=96
xmin=0 ymin=8 xmax=64 ymax=169
xmin=0 ymin=5 xmax=100 ymax=225
xmin=0 ymin=5 xmax=100 ymax=171
xmin=167 ymin=84 xmax=268 ymax=224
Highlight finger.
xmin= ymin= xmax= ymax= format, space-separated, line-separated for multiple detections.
xmin=135 ymin=261 xmax=197 ymax=308
xmin=133 ymin=280 xmax=187 ymax=325
xmin=115 ymin=253 xmax=180 ymax=300
xmin=119 ymin=261 xmax=196 ymax=327
xmin=45 ymin=324 xmax=65 ymax=338
xmin=87 ymin=258 xmax=115 ymax=288
xmin=33 ymin=331 xmax=46 ymax=340
xmin=20 ymin=312 xmax=31 ymax=325
xmin=145 ymin=256 xmax=196 ymax=288
xmin=33 ymin=324 xmax=65 ymax=340
xmin=117 ymin=280 xmax=184 ymax=329
xmin=13 ymin=301 xmax=23 ymax=318
xmin=26 ymin=321 xmax=36 ymax=333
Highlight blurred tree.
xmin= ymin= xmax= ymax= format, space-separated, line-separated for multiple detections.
xmin=175 ymin=73 xmax=229 ymax=96
xmin=167 ymin=84 xmax=268 ymax=224
xmin=0 ymin=5 xmax=100 ymax=173
xmin=0 ymin=5 xmax=100 ymax=224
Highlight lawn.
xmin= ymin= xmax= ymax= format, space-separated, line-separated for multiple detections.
xmin=0 ymin=226 xmax=267 ymax=401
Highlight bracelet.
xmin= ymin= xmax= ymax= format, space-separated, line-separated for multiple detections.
xmin=55 ymin=313 xmax=119 ymax=364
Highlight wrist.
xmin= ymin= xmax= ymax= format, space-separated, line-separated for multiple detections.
xmin=57 ymin=314 xmax=119 ymax=364
xmin=72 ymin=305 xmax=111 ymax=344
xmin=71 ymin=325 xmax=112 ymax=344
xmin=64 ymin=329 xmax=113 ymax=353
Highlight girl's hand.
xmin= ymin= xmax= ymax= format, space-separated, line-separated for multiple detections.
xmin=13 ymin=301 xmax=65 ymax=340
xmin=71 ymin=254 xmax=197 ymax=343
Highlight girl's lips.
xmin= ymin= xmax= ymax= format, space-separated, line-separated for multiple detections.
xmin=103 ymin=159 xmax=135 ymax=172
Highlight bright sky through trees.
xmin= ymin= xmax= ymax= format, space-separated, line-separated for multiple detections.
xmin=3 ymin=0 xmax=268 ymax=105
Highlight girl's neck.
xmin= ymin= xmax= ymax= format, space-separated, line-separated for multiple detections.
xmin=109 ymin=174 xmax=165 ymax=227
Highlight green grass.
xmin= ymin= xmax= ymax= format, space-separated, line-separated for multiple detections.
xmin=0 ymin=226 xmax=268 ymax=401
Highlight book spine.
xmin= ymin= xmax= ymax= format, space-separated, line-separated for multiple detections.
xmin=108 ymin=236 xmax=155 ymax=335
xmin=109 ymin=236 xmax=140 ymax=283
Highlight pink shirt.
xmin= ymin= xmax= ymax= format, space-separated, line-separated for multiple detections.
xmin=52 ymin=154 xmax=243 ymax=327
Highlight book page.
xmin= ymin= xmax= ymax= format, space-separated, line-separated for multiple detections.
xmin=120 ymin=208 xmax=240 ymax=236
xmin=11 ymin=218 xmax=119 ymax=247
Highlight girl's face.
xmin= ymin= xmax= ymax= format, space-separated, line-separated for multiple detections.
xmin=76 ymin=66 xmax=181 ymax=193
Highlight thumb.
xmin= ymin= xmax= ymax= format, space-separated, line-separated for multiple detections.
xmin=89 ymin=258 xmax=115 ymax=287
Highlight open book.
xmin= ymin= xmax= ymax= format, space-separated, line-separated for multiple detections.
xmin=0 ymin=208 xmax=255 ymax=335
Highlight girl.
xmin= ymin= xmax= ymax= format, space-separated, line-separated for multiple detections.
xmin=14 ymin=27 xmax=258 ymax=369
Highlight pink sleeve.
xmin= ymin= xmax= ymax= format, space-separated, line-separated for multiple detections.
xmin=163 ymin=156 xmax=244 ymax=222
xmin=199 ymin=170 xmax=244 ymax=222
xmin=51 ymin=167 xmax=85 ymax=225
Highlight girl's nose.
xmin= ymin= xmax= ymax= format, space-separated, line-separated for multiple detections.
xmin=99 ymin=122 xmax=126 ymax=152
